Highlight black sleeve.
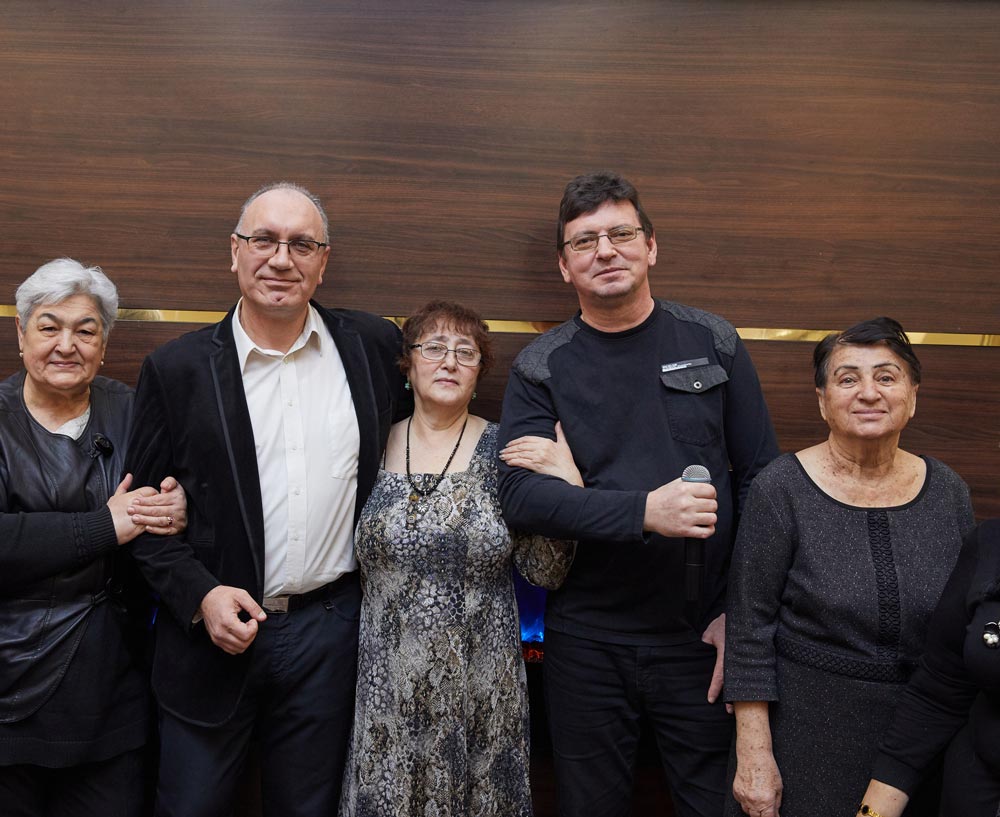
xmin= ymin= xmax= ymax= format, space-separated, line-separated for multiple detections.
xmin=123 ymin=356 xmax=220 ymax=628
xmin=0 ymin=504 xmax=118 ymax=592
xmin=496 ymin=366 xmax=648 ymax=543
xmin=870 ymin=528 xmax=983 ymax=793
xmin=720 ymin=338 xmax=781 ymax=517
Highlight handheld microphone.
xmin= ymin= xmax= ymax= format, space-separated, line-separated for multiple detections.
xmin=681 ymin=465 xmax=712 ymax=617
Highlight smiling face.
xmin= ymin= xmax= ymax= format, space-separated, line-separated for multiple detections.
xmin=408 ymin=324 xmax=481 ymax=412
xmin=817 ymin=342 xmax=919 ymax=444
xmin=230 ymin=187 xmax=330 ymax=324
xmin=558 ymin=199 xmax=657 ymax=311
xmin=16 ymin=294 xmax=107 ymax=399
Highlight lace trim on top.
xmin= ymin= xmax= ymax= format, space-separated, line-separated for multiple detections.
xmin=55 ymin=405 xmax=91 ymax=440
xmin=775 ymin=633 xmax=916 ymax=683
xmin=867 ymin=510 xmax=902 ymax=662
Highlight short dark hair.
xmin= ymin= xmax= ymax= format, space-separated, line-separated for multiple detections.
xmin=400 ymin=300 xmax=494 ymax=378
xmin=813 ymin=317 xmax=922 ymax=388
xmin=557 ymin=171 xmax=654 ymax=252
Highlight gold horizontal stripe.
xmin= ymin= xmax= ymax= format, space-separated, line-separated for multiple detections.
xmin=116 ymin=308 xmax=230 ymax=323
xmin=738 ymin=327 xmax=1000 ymax=347
xmin=0 ymin=306 xmax=997 ymax=346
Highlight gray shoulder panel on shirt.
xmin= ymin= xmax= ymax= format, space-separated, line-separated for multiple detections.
xmin=658 ymin=300 xmax=739 ymax=358
xmin=512 ymin=320 xmax=580 ymax=384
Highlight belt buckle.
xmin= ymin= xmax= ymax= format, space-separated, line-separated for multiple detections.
xmin=263 ymin=596 xmax=289 ymax=613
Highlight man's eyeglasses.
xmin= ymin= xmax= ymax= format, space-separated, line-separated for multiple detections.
xmin=234 ymin=233 xmax=329 ymax=259
xmin=409 ymin=342 xmax=482 ymax=367
xmin=560 ymin=225 xmax=645 ymax=253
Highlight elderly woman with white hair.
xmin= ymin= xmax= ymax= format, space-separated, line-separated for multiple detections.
xmin=0 ymin=258 xmax=186 ymax=817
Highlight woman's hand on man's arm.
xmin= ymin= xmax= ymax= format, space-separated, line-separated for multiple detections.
xmin=123 ymin=474 xmax=188 ymax=536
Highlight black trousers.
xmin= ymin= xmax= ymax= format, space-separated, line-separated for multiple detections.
xmin=0 ymin=748 xmax=146 ymax=817
xmin=154 ymin=574 xmax=361 ymax=817
xmin=544 ymin=629 xmax=731 ymax=817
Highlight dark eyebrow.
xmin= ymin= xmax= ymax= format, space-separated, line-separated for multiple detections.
xmin=833 ymin=361 xmax=902 ymax=375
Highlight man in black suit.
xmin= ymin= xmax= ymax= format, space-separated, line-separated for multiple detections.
xmin=125 ymin=182 xmax=408 ymax=817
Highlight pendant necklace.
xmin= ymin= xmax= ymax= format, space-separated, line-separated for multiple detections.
xmin=406 ymin=414 xmax=468 ymax=501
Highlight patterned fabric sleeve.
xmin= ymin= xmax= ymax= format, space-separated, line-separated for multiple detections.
xmin=511 ymin=531 xmax=576 ymax=590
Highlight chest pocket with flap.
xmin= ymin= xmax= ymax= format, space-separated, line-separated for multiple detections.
xmin=659 ymin=363 xmax=729 ymax=446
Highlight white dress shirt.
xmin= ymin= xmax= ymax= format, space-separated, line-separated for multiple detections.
xmin=232 ymin=301 xmax=360 ymax=597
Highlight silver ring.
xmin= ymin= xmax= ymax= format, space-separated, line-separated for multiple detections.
xmin=166 ymin=516 xmax=173 ymax=526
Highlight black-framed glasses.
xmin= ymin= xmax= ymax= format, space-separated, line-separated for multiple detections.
xmin=409 ymin=342 xmax=482 ymax=367
xmin=234 ymin=233 xmax=329 ymax=259
xmin=560 ymin=224 xmax=645 ymax=253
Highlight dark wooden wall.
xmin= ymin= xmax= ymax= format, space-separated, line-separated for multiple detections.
xmin=1 ymin=0 xmax=997 ymax=515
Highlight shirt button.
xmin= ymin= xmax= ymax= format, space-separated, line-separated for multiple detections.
xmin=692 ymin=380 xmax=703 ymax=390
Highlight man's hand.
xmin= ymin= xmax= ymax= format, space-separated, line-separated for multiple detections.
xmin=199 ymin=585 xmax=267 ymax=655
xmin=701 ymin=612 xmax=727 ymax=705
xmin=127 ymin=475 xmax=188 ymax=536
xmin=643 ymin=477 xmax=717 ymax=538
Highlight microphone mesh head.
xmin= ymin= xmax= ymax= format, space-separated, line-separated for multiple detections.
xmin=682 ymin=464 xmax=711 ymax=482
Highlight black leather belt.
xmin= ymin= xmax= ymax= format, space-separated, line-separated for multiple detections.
xmin=261 ymin=572 xmax=355 ymax=614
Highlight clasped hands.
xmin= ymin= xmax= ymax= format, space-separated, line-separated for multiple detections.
xmin=107 ymin=473 xmax=188 ymax=545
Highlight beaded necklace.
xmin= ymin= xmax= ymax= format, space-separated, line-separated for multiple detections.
xmin=405 ymin=414 xmax=468 ymax=501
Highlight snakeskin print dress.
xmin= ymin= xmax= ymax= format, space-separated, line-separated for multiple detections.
xmin=339 ymin=423 xmax=574 ymax=817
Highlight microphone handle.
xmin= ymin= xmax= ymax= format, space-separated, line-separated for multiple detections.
xmin=681 ymin=466 xmax=711 ymax=623
xmin=684 ymin=538 xmax=704 ymax=604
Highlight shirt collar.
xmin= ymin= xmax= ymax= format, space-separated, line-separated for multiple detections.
xmin=232 ymin=299 xmax=325 ymax=372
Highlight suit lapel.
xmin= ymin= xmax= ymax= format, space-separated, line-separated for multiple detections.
xmin=318 ymin=306 xmax=379 ymax=524
xmin=209 ymin=312 xmax=266 ymax=585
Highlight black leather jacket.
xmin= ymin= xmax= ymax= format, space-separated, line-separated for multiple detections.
xmin=0 ymin=372 xmax=132 ymax=724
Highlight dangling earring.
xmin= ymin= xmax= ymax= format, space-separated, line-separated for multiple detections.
xmin=100 ymin=359 xmax=105 ymax=366
xmin=404 ymin=380 xmax=411 ymax=391
xmin=18 ymin=351 xmax=23 ymax=359
xmin=472 ymin=391 xmax=477 ymax=400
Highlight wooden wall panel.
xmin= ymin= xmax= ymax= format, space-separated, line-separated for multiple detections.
xmin=0 ymin=1 xmax=997 ymax=327
xmin=0 ymin=0 xmax=997 ymax=519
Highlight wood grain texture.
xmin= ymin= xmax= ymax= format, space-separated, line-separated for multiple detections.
xmin=0 ymin=0 xmax=997 ymax=329
xmin=0 ymin=0 xmax=996 ymax=502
